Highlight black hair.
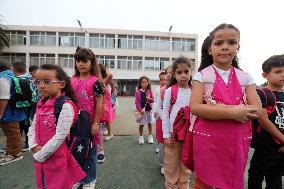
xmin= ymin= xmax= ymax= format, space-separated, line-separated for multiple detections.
xmin=159 ymin=70 xmax=166 ymax=78
xmin=29 ymin=65 xmax=38 ymax=73
xmin=198 ymin=23 xmax=241 ymax=71
xmin=262 ymin=54 xmax=284 ymax=73
xmin=12 ymin=62 xmax=26 ymax=73
xmin=99 ymin=63 xmax=107 ymax=79
xmin=137 ymin=76 xmax=151 ymax=90
xmin=40 ymin=64 xmax=77 ymax=104
xmin=74 ymin=46 xmax=101 ymax=78
xmin=168 ymin=56 xmax=192 ymax=88
xmin=0 ymin=62 xmax=11 ymax=72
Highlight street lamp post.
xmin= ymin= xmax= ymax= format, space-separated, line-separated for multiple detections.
xmin=168 ymin=25 xmax=173 ymax=66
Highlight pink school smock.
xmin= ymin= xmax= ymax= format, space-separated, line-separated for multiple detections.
xmin=100 ymin=85 xmax=111 ymax=123
xmin=71 ymin=75 xmax=100 ymax=144
xmin=34 ymin=98 xmax=86 ymax=189
xmin=193 ymin=65 xmax=252 ymax=189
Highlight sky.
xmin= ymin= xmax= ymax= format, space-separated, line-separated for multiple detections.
xmin=1 ymin=0 xmax=284 ymax=85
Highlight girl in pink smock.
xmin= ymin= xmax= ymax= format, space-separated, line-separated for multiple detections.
xmin=28 ymin=64 xmax=86 ymax=189
xmin=71 ymin=47 xmax=105 ymax=189
xmin=190 ymin=24 xmax=262 ymax=189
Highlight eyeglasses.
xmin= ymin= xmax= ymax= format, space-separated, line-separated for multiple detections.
xmin=34 ymin=79 xmax=63 ymax=86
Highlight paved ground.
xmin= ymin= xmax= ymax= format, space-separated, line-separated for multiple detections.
xmin=0 ymin=97 xmax=282 ymax=188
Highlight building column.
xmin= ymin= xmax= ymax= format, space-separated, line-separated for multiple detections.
xmin=114 ymin=34 xmax=118 ymax=69
xmin=26 ymin=30 xmax=30 ymax=46
xmin=85 ymin=32 xmax=89 ymax=48
xmin=56 ymin=32 xmax=59 ymax=47
xmin=55 ymin=54 xmax=58 ymax=65
xmin=142 ymin=35 xmax=145 ymax=71
xmin=26 ymin=53 xmax=30 ymax=71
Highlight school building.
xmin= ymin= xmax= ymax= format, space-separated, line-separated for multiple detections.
xmin=0 ymin=25 xmax=198 ymax=96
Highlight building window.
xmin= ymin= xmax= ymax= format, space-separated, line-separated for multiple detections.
xmin=0 ymin=53 xmax=26 ymax=65
xmin=97 ymin=55 xmax=115 ymax=69
xmin=145 ymin=36 xmax=170 ymax=51
xmin=30 ymin=53 xmax=55 ymax=67
xmin=118 ymin=35 xmax=143 ymax=49
xmin=5 ymin=31 xmax=26 ymax=45
xmin=117 ymin=56 xmax=142 ymax=70
xmin=58 ymin=54 xmax=74 ymax=69
xmin=59 ymin=33 xmax=85 ymax=47
xmin=172 ymin=38 xmax=195 ymax=52
xmin=144 ymin=57 xmax=169 ymax=71
xmin=89 ymin=34 xmax=115 ymax=48
xmin=30 ymin=32 xmax=56 ymax=46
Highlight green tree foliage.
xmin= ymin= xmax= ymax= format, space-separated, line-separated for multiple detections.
xmin=0 ymin=16 xmax=9 ymax=50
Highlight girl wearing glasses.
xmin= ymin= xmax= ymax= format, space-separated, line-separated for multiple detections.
xmin=28 ymin=64 xmax=86 ymax=189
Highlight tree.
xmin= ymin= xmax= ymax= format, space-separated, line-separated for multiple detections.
xmin=0 ymin=16 xmax=9 ymax=51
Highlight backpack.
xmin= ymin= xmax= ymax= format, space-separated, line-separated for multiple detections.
xmin=169 ymin=84 xmax=193 ymax=170
xmin=251 ymin=87 xmax=280 ymax=146
xmin=54 ymin=96 xmax=92 ymax=168
xmin=5 ymin=74 xmax=37 ymax=108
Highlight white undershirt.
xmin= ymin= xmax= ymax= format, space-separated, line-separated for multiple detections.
xmin=193 ymin=65 xmax=255 ymax=85
xmin=28 ymin=102 xmax=74 ymax=162
xmin=0 ymin=78 xmax=11 ymax=100
xmin=162 ymin=87 xmax=191 ymax=138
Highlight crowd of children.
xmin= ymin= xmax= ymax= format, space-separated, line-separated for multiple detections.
xmin=0 ymin=22 xmax=284 ymax=189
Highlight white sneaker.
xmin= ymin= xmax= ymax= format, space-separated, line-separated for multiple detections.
xmin=82 ymin=180 xmax=96 ymax=189
xmin=139 ymin=136 xmax=144 ymax=145
xmin=160 ymin=166 xmax=165 ymax=175
xmin=148 ymin=135 xmax=154 ymax=144
xmin=0 ymin=153 xmax=23 ymax=166
xmin=72 ymin=182 xmax=81 ymax=189
xmin=155 ymin=147 xmax=159 ymax=153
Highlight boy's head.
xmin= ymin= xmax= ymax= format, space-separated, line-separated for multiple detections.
xmin=12 ymin=62 xmax=26 ymax=76
xmin=262 ymin=54 xmax=284 ymax=73
xmin=0 ymin=62 xmax=11 ymax=73
xmin=29 ymin=65 xmax=39 ymax=78
xmin=262 ymin=54 xmax=284 ymax=87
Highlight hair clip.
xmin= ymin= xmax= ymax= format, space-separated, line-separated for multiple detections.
xmin=76 ymin=46 xmax=81 ymax=52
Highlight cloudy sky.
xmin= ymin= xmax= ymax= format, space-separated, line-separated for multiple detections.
xmin=1 ymin=0 xmax=283 ymax=84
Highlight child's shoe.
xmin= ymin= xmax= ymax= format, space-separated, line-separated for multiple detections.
xmin=97 ymin=154 xmax=105 ymax=163
xmin=139 ymin=136 xmax=144 ymax=145
xmin=82 ymin=180 xmax=96 ymax=189
xmin=148 ymin=135 xmax=154 ymax=144
xmin=155 ymin=147 xmax=159 ymax=153
xmin=160 ymin=166 xmax=165 ymax=175
xmin=72 ymin=182 xmax=81 ymax=189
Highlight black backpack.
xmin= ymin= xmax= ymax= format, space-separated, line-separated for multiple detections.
xmin=251 ymin=87 xmax=276 ymax=147
xmin=54 ymin=96 xmax=92 ymax=168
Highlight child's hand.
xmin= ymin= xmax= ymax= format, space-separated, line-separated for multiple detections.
xmin=140 ymin=108 xmax=146 ymax=114
xmin=278 ymin=146 xmax=284 ymax=153
xmin=164 ymin=138 xmax=174 ymax=147
xmin=231 ymin=106 xmax=258 ymax=123
xmin=146 ymin=96 xmax=151 ymax=101
xmin=91 ymin=123 xmax=100 ymax=136
xmin=32 ymin=146 xmax=42 ymax=154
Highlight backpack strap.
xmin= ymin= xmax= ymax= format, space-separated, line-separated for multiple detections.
xmin=258 ymin=87 xmax=276 ymax=115
xmin=54 ymin=96 xmax=71 ymax=124
xmin=169 ymin=84 xmax=178 ymax=115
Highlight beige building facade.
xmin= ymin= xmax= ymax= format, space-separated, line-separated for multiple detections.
xmin=1 ymin=25 xmax=198 ymax=95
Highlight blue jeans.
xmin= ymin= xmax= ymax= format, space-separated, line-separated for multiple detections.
xmin=81 ymin=147 xmax=97 ymax=184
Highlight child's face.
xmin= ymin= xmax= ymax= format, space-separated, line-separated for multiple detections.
xmin=141 ymin=78 xmax=149 ymax=90
xmin=76 ymin=59 xmax=92 ymax=75
xmin=35 ymin=69 xmax=65 ymax=98
xmin=209 ymin=28 xmax=240 ymax=69
xmin=165 ymin=68 xmax=173 ymax=84
xmin=174 ymin=63 xmax=191 ymax=87
xmin=159 ymin=74 xmax=166 ymax=86
xmin=263 ymin=67 xmax=284 ymax=88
